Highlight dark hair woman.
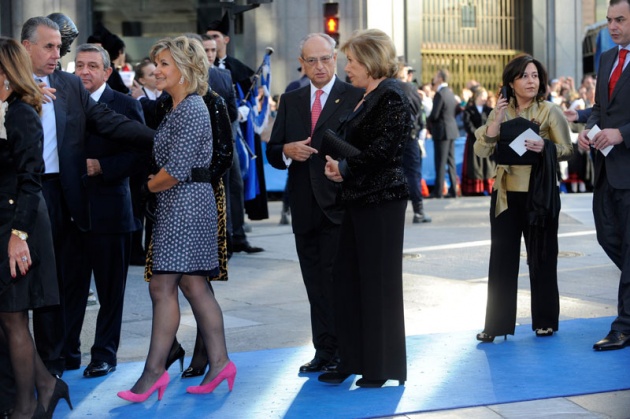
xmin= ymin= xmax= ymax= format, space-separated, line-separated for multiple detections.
xmin=474 ymin=54 xmax=573 ymax=342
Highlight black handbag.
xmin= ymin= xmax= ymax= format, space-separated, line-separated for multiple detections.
xmin=495 ymin=117 xmax=541 ymax=165
xmin=319 ymin=129 xmax=360 ymax=160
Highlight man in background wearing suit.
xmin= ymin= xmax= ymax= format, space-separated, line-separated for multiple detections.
xmin=68 ymin=44 xmax=147 ymax=377
xmin=267 ymin=33 xmax=364 ymax=373
xmin=398 ymin=64 xmax=432 ymax=224
xmin=206 ymin=13 xmax=254 ymax=94
xmin=201 ymin=34 xmax=238 ymax=123
xmin=207 ymin=14 xmax=267 ymax=254
xmin=579 ymin=0 xmax=630 ymax=351
xmin=21 ymin=16 xmax=154 ymax=376
xmin=427 ymin=68 xmax=460 ymax=198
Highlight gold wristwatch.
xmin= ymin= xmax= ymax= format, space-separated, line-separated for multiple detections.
xmin=11 ymin=229 xmax=28 ymax=241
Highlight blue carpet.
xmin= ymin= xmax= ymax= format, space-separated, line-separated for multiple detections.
xmin=53 ymin=317 xmax=630 ymax=418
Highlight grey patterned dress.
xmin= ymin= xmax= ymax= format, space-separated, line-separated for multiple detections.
xmin=152 ymin=94 xmax=218 ymax=273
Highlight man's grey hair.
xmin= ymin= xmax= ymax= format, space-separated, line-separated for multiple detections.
xmin=21 ymin=16 xmax=59 ymax=43
xmin=299 ymin=33 xmax=336 ymax=56
xmin=76 ymin=43 xmax=112 ymax=70
xmin=437 ymin=68 xmax=449 ymax=83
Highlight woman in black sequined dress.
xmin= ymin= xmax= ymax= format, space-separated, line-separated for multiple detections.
xmin=321 ymin=29 xmax=411 ymax=388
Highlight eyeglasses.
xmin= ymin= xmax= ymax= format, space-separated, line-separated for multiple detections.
xmin=301 ymin=55 xmax=334 ymax=66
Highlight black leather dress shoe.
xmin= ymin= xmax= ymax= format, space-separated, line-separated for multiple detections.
xmin=321 ymin=357 xmax=340 ymax=372
xmin=83 ymin=361 xmax=116 ymax=378
xmin=299 ymin=357 xmax=328 ymax=373
xmin=593 ymin=330 xmax=630 ymax=351
xmin=318 ymin=372 xmax=351 ymax=384
xmin=232 ymin=242 xmax=264 ymax=253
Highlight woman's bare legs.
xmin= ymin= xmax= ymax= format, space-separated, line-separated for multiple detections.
xmin=130 ymin=273 xmax=180 ymax=394
xmin=179 ymin=275 xmax=229 ymax=385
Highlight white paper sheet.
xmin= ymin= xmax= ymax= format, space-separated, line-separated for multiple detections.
xmin=587 ymin=124 xmax=613 ymax=156
xmin=509 ymin=128 xmax=543 ymax=156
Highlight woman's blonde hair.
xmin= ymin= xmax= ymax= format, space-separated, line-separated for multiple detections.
xmin=0 ymin=37 xmax=44 ymax=114
xmin=149 ymin=36 xmax=209 ymax=96
xmin=340 ymin=29 xmax=398 ymax=79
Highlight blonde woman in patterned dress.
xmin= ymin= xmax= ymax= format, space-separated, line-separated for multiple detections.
xmin=118 ymin=36 xmax=235 ymax=403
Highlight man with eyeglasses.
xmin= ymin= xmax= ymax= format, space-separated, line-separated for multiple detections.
xmin=267 ymin=33 xmax=364 ymax=374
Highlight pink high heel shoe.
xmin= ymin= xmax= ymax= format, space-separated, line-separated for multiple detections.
xmin=186 ymin=361 xmax=236 ymax=394
xmin=117 ymin=371 xmax=170 ymax=402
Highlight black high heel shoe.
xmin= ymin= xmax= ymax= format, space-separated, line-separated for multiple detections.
xmin=45 ymin=377 xmax=72 ymax=419
xmin=181 ymin=330 xmax=208 ymax=378
xmin=181 ymin=361 xmax=208 ymax=378
xmin=165 ymin=343 xmax=185 ymax=372
xmin=476 ymin=332 xmax=507 ymax=343
xmin=356 ymin=378 xmax=387 ymax=388
xmin=32 ymin=403 xmax=46 ymax=419
xmin=535 ymin=327 xmax=554 ymax=337
xmin=476 ymin=332 xmax=495 ymax=342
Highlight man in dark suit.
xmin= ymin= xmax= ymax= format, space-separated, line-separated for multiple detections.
xmin=398 ymin=65 xmax=432 ymax=224
xmin=206 ymin=13 xmax=254 ymax=94
xmin=578 ymin=0 xmax=630 ymax=351
xmin=201 ymin=34 xmax=238 ymax=123
xmin=21 ymin=16 xmax=154 ymax=376
xmin=427 ymin=68 xmax=460 ymax=198
xmin=267 ymin=33 xmax=364 ymax=373
xmin=66 ymin=44 xmax=147 ymax=377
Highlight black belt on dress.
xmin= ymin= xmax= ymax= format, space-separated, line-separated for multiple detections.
xmin=41 ymin=173 xmax=60 ymax=181
xmin=190 ymin=167 xmax=212 ymax=183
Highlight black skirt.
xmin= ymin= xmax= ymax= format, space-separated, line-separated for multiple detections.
xmin=0 ymin=193 xmax=59 ymax=312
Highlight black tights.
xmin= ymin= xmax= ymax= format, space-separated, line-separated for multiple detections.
xmin=131 ymin=273 xmax=229 ymax=393
xmin=171 ymin=282 xmax=214 ymax=371
xmin=0 ymin=311 xmax=55 ymax=418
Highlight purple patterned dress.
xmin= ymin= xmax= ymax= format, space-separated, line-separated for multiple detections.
xmin=152 ymin=94 xmax=218 ymax=273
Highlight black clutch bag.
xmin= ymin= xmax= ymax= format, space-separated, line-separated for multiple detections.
xmin=495 ymin=117 xmax=541 ymax=165
xmin=319 ymin=129 xmax=360 ymax=160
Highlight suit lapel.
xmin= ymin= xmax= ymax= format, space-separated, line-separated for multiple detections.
xmin=99 ymin=85 xmax=114 ymax=106
xmin=298 ymin=88 xmax=311 ymax=136
xmin=49 ymin=71 xmax=67 ymax=149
